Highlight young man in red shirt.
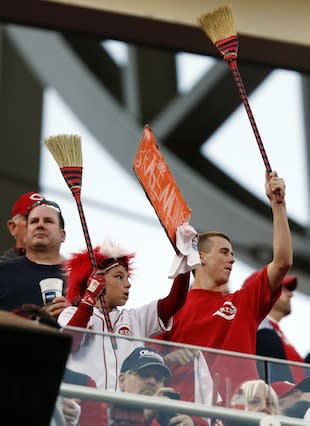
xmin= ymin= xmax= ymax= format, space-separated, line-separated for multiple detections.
xmin=157 ymin=172 xmax=293 ymax=404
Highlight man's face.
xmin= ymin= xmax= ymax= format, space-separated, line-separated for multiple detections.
xmin=200 ymin=236 xmax=235 ymax=287
xmin=24 ymin=205 xmax=65 ymax=252
xmin=119 ymin=366 xmax=165 ymax=396
xmin=7 ymin=215 xmax=27 ymax=248
xmin=273 ymin=286 xmax=293 ymax=317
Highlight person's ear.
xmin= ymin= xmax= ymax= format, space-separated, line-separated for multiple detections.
xmin=60 ymin=229 xmax=66 ymax=243
xmin=199 ymin=251 xmax=206 ymax=265
xmin=7 ymin=219 xmax=17 ymax=238
xmin=118 ymin=373 xmax=126 ymax=391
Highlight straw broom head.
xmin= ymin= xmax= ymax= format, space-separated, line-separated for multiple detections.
xmin=43 ymin=134 xmax=82 ymax=168
xmin=198 ymin=4 xmax=236 ymax=44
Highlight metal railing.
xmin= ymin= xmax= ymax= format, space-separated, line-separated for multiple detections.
xmin=58 ymin=325 xmax=310 ymax=425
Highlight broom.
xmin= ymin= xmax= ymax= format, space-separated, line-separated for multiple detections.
xmin=43 ymin=134 xmax=117 ymax=348
xmin=198 ymin=5 xmax=281 ymax=202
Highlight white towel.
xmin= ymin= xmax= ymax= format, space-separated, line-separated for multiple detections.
xmin=194 ymin=351 xmax=217 ymax=405
xmin=168 ymin=223 xmax=201 ymax=279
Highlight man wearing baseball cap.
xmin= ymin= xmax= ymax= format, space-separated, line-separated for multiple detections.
xmin=243 ymin=272 xmax=306 ymax=383
xmin=271 ymin=377 xmax=310 ymax=419
xmin=109 ymin=346 xmax=207 ymax=426
xmin=0 ymin=191 xmax=45 ymax=261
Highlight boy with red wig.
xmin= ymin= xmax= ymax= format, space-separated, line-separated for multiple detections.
xmin=58 ymin=240 xmax=191 ymax=391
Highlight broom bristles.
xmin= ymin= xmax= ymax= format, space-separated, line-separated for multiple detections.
xmin=43 ymin=134 xmax=82 ymax=168
xmin=198 ymin=4 xmax=236 ymax=44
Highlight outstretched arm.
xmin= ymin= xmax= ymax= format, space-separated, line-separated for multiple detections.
xmin=158 ymin=271 xmax=190 ymax=327
xmin=265 ymin=172 xmax=293 ymax=294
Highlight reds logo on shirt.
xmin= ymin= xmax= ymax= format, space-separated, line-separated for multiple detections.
xmin=116 ymin=325 xmax=133 ymax=336
xmin=213 ymin=301 xmax=237 ymax=320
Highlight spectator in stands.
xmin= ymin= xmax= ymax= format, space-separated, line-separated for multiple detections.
xmin=230 ymin=379 xmax=280 ymax=415
xmin=0 ymin=191 xmax=45 ymax=261
xmin=271 ymin=380 xmax=302 ymax=412
xmin=13 ymin=303 xmax=106 ymax=426
xmin=271 ymin=377 xmax=310 ymax=420
xmin=223 ymin=379 xmax=281 ymax=426
xmin=0 ymin=199 xmax=69 ymax=318
xmin=109 ymin=346 xmax=208 ymax=426
xmin=51 ymin=397 xmax=81 ymax=426
xmin=58 ymin=241 xmax=191 ymax=391
xmin=156 ymin=172 xmax=292 ymax=402
xmin=62 ymin=369 xmax=107 ymax=426
xmin=244 ymin=272 xmax=307 ymax=383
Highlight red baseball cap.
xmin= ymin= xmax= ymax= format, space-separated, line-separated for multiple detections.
xmin=11 ymin=192 xmax=45 ymax=217
xmin=242 ymin=271 xmax=297 ymax=291
xmin=272 ymin=378 xmax=310 ymax=398
xmin=282 ymin=275 xmax=297 ymax=291
xmin=271 ymin=381 xmax=295 ymax=398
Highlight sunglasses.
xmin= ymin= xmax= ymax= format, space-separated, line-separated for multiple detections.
xmin=28 ymin=200 xmax=62 ymax=214
xmin=125 ymin=369 xmax=166 ymax=383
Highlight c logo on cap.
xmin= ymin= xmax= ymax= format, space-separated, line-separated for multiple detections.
xmin=30 ymin=193 xmax=44 ymax=202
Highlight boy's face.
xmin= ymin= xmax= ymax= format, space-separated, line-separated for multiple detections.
xmin=103 ymin=265 xmax=131 ymax=308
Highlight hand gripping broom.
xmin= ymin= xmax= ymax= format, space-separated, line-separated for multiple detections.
xmin=198 ymin=5 xmax=281 ymax=202
xmin=43 ymin=134 xmax=117 ymax=348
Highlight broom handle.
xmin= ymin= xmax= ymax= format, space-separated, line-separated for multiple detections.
xmin=74 ymin=197 xmax=97 ymax=268
xmin=74 ymin=195 xmax=117 ymax=348
xmin=228 ymin=61 xmax=282 ymax=203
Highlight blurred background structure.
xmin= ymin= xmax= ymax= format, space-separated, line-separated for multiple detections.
xmin=0 ymin=0 xmax=309 ymax=356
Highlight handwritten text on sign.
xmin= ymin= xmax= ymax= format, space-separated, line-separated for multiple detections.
xmin=133 ymin=126 xmax=191 ymax=251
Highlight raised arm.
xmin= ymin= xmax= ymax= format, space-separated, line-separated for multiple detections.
xmin=266 ymin=171 xmax=293 ymax=294
xmin=158 ymin=271 xmax=190 ymax=327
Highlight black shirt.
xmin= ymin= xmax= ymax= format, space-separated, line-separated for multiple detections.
xmin=0 ymin=256 xmax=65 ymax=311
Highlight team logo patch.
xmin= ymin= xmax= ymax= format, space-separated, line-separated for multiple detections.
xmin=116 ymin=325 xmax=133 ymax=336
xmin=213 ymin=301 xmax=237 ymax=320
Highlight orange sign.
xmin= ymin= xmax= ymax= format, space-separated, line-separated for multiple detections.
xmin=133 ymin=125 xmax=192 ymax=252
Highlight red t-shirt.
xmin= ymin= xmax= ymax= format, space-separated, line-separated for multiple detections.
xmin=158 ymin=267 xmax=281 ymax=401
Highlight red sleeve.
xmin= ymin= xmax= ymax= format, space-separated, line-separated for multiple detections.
xmin=67 ymin=303 xmax=93 ymax=328
xmin=192 ymin=416 xmax=210 ymax=426
xmin=66 ymin=303 xmax=93 ymax=351
xmin=157 ymin=272 xmax=190 ymax=327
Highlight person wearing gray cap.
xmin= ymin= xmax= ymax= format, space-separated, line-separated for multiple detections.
xmin=271 ymin=377 xmax=310 ymax=419
xmin=110 ymin=346 xmax=208 ymax=426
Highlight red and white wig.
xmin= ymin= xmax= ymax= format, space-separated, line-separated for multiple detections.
xmin=64 ymin=241 xmax=135 ymax=305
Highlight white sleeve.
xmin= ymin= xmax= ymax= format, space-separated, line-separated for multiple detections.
xmin=121 ymin=300 xmax=172 ymax=338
